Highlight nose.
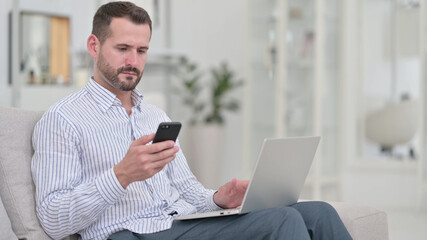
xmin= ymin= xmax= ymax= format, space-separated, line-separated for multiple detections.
xmin=125 ymin=50 xmax=138 ymax=66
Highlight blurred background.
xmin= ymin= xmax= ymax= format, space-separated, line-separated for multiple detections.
xmin=1 ymin=0 xmax=427 ymax=238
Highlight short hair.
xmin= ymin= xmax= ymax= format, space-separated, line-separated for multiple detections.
xmin=91 ymin=1 xmax=152 ymax=44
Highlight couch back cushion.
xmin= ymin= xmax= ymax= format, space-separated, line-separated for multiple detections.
xmin=0 ymin=194 xmax=18 ymax=240
xmin=0 ymin=107 xmax=52 ymax=239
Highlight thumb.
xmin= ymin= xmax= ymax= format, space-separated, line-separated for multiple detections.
xmin=133 ymin=133 xmax=155 ymax=146
xmin=228 ymin=178 xmax=237 ymax=193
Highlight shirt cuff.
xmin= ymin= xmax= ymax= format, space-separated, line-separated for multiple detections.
xmin=95 ymin=168 xmax=127 ymax=205
xmin=207 ymin=190 xmax=223 ymax=211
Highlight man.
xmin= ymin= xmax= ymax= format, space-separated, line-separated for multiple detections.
xmin=31 ymin=2 xmax=352 ymax=240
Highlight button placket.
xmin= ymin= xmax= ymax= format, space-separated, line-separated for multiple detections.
xmin=129 ymin=109 xmax=141 ymax=141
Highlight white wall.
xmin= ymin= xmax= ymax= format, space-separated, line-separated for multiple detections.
xmin=170 ymin=0 xmax=247 ymax=74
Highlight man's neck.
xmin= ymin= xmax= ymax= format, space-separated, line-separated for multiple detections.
xmin=92 ymin=76 xmax=134 ymax=115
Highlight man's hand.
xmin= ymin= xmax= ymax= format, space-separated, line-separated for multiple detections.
xmin=114 ymin=133 xmax=180 ymax=189
xmin=213 ymin=178 xmax=249 ymax=209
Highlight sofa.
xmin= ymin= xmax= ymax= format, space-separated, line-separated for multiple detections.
xmin=0 ymin=107 xmax=389 ymax=240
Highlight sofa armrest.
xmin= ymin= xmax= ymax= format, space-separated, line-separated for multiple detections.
xmin=328 ymin=202 xmax=389 ymax=240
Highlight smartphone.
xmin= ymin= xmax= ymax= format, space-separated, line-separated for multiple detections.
xmin=152 ymin=122 xmax=182 ymax=143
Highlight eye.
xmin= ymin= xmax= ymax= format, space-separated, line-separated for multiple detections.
xmin=138 ymin=49 xmax=147 ymax=54
xmin=119 ymin=47 xmax=127 ymax=51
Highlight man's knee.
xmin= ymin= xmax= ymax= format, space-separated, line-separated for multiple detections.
xmin=259 ymin=207 xmax=305 ymax=224
xmin=308 ymin=201 xmax=340 ymax=218
xmin=258 ymin=207 xmax=310 ymax=239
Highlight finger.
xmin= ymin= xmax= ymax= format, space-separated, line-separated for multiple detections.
xmin=231 ymin=178 xmax=237 ymax=185
xmin=227 ymin=178 xmax=237 ymax=193
xmin=151 ymin=154 xmax=176 ymax=171
xmin=141 ymin=145 xmax=178 ymax=165
xmin=133 ymin=133 xmax=155 ymax=146
xmin=152 ymin=146 xmax=179 ymax=162
xmin=148 ymin=140 xmax=177 ymax=154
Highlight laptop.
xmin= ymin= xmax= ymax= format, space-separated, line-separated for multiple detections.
xmin=174 ymin=136 xmax=320 ymax=220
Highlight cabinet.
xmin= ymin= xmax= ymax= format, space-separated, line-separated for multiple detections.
xmin=355 ymin=0 xmax=426 ymax=209
xmin=341 ymin=0 xmax=426 ymax=209
xmin=245 ymin=0 xmax=340 ymax=200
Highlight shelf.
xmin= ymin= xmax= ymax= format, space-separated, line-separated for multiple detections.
xmin=347 ymin=158 xmax=418 ymax=173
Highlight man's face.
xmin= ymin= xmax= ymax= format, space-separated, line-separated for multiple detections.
xmin=95 ymin=18 xmax=151 ymax=92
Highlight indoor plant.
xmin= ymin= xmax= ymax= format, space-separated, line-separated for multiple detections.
xmin=174 ymin=58 xmax=244 ymax=188
xmin=174 ymin=57 xmax=244 ymax=126
xmin=204 ymin=62 xmax=244 ymax=124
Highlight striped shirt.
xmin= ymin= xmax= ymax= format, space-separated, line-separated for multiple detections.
xmin=31 ymin=79 xmax=220 ymax=240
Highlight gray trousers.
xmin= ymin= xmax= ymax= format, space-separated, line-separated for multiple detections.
xmin=108 ymin=201 xmax=352 ymax=240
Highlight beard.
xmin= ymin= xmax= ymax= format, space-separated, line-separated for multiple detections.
xmin=97 ymin=52 xmax=143 ymax=91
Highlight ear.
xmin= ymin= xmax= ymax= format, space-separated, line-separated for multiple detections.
xmin=87 ymin=34 xmax=100 ymax=58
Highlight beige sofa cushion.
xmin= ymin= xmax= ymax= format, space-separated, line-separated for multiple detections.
xmin=0 ymin=195 xmax=18 ymax=240
xmin=0 ymin=107 xmax=51 ymax=239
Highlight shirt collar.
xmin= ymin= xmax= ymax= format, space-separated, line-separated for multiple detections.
xmin=86 ymin=78 xmax=144 ymax=113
